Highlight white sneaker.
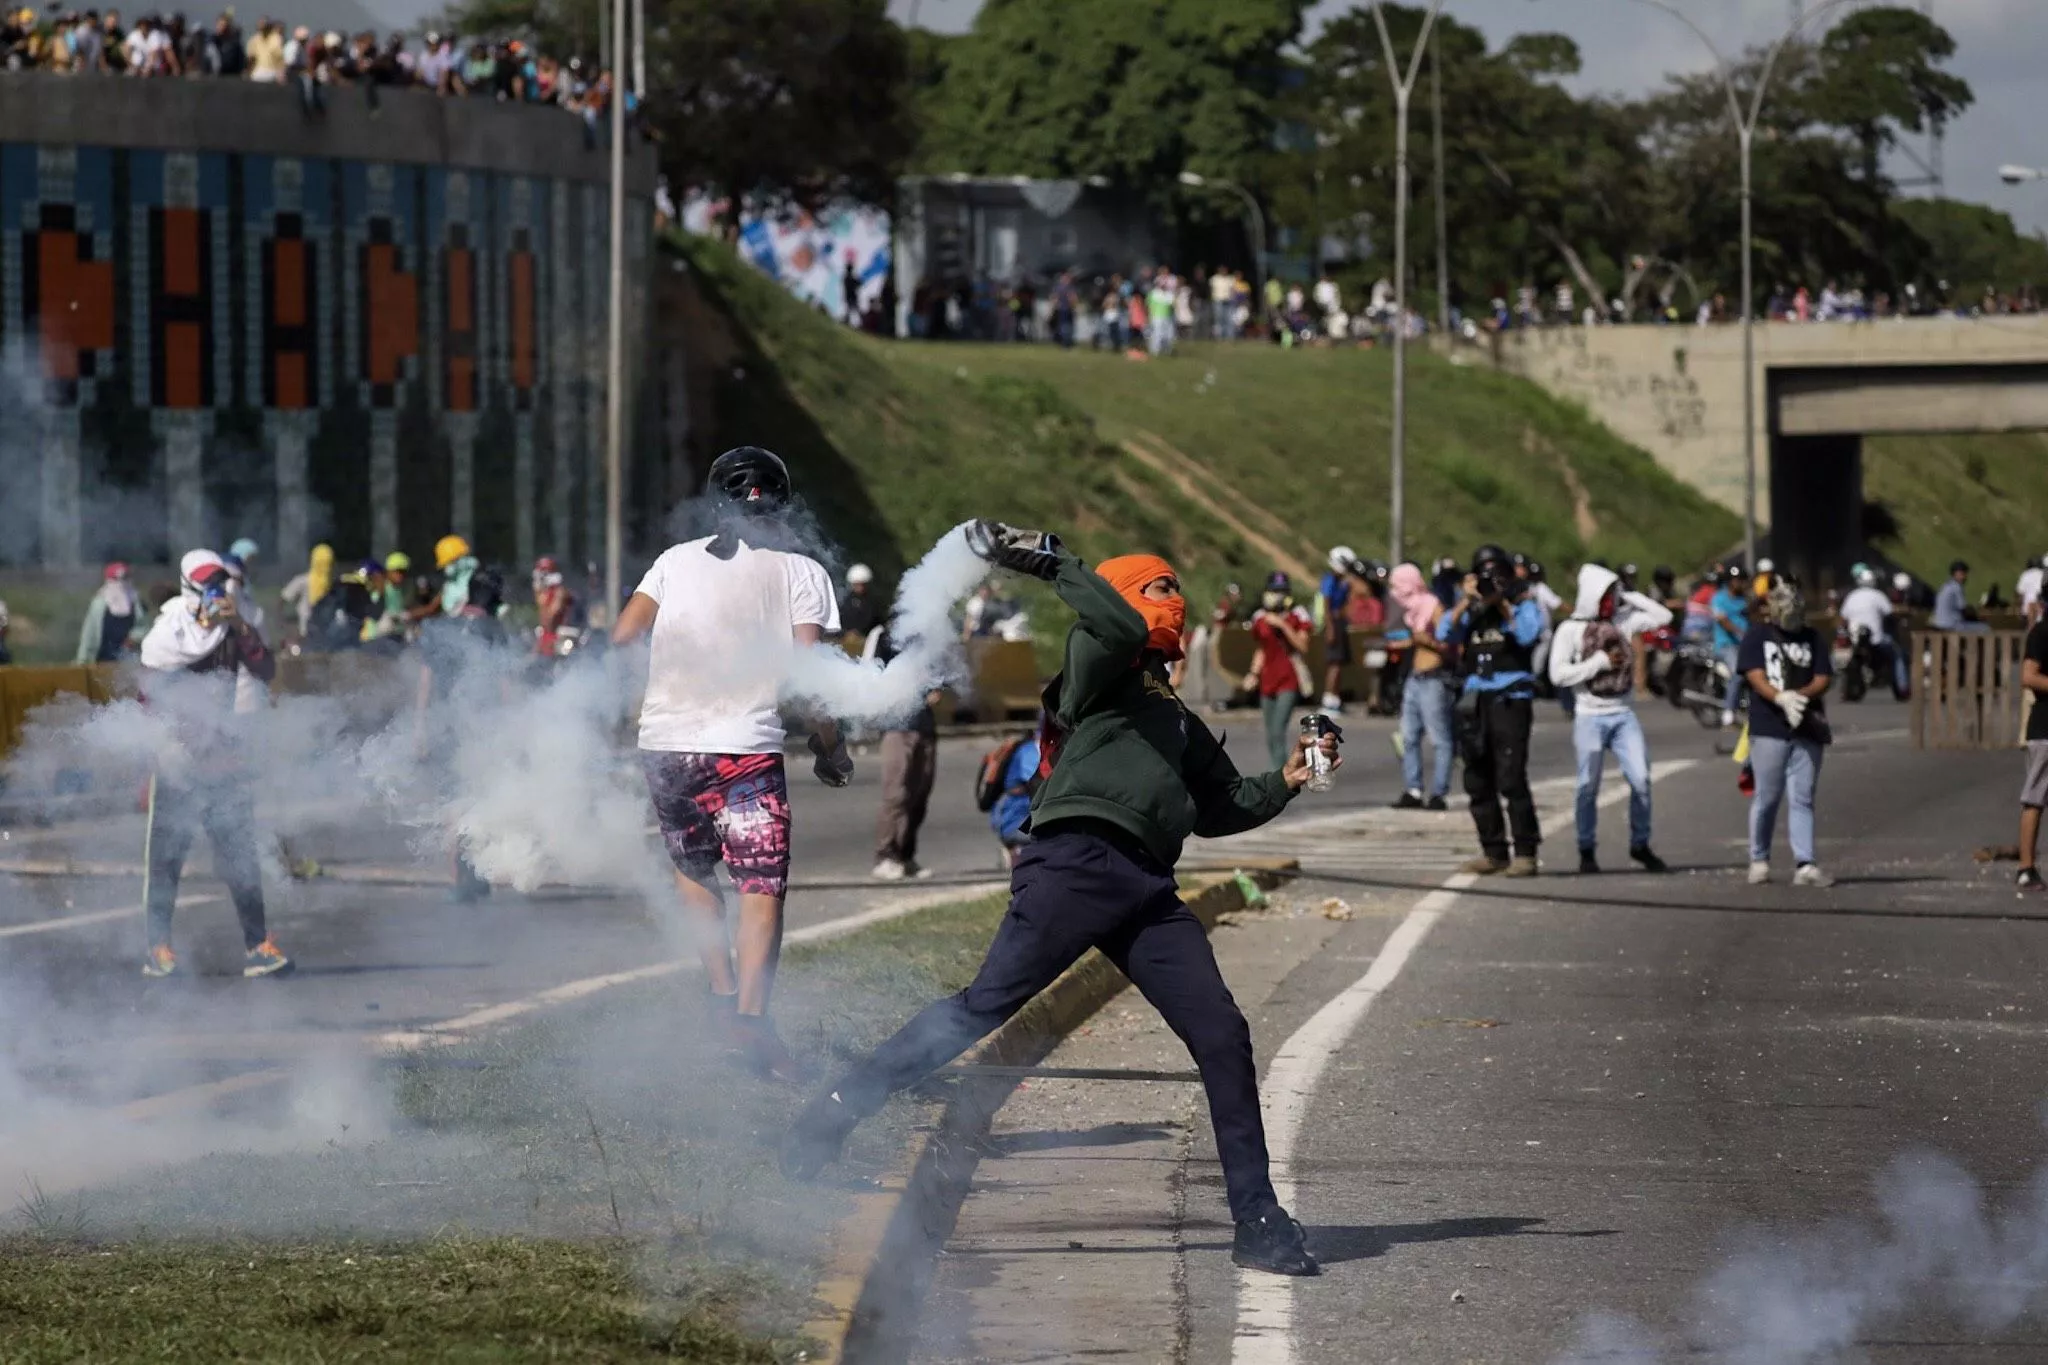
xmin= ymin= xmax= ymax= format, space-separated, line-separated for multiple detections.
xmin=1319 ymin=694 xmax=1344 ymax=716
xmin=1721 ymin=710 xmax=1737 ymax=729
xmin=871 ymin=858 xmax=907 ymax=881
xmin=903 ymin=861 xmax=935 ymax=881
xmin=1793 ymin=864 xmax=1835 ymax=888
xmin=1747 ymin=860 xmax=1771 ymax=885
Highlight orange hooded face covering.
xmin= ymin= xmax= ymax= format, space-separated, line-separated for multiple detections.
xmin=1096 ymin=554 xmax=1186 ymax=662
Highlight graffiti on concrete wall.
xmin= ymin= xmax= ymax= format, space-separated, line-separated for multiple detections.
xmin=0 ymin=140 xmax=642 ymax=569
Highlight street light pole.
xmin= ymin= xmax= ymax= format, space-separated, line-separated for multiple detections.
xmin=604 ymin=0 xmax=626 ymax=620
xmin=1178 ymin=172 xmax=1267 ymax=332
xmin=1369 ymin=0 xmax=1446 ymax=566
xmin=1432 ymin=25 xmax=1450 ymax=339
xmin=1620 ymin=0 xmax=1859 ymax=578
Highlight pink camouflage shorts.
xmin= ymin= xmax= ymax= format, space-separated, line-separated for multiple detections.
xmin=641 ymin=752 xmax=793 ymax=897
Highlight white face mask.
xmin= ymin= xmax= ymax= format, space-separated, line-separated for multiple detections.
xmin=1261 ymin=592 xmax=1286 ymax=611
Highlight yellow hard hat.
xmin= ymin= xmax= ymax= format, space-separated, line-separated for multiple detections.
xmin=433 ymin=534 xmax=471 ymax=570
xmin=384 ymin=551 xmax=412 ymax=574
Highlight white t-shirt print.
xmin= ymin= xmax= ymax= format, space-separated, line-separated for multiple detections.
xmin=633 ymin=535 xmax=840 ymax=755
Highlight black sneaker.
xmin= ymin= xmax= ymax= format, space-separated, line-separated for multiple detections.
xmin=1233 ymin=1208 xmax=1320 ymax=1277
xmin=1630 ymin=845 xmax=1669 ymax=873
xmin=1425 ymin=795 xmax=1448 ymax=812
xmin=780 ymin=1087 xmax=862 ymax=1181
xmin=1391 ymin=791 xmax=1424 ymax=810
xmin=2019 ymin=867 xmax=2044 ymax=893
xmin=1578 ymin=850 xmax=1600 ymax=875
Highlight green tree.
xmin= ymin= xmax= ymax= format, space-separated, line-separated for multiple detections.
xmin=443 ymin=0 xmax=916 ymax=212
xmin=1806 ymin=4 xmax=1972 ymax=287
xmin=1891 ymin=199 xmax=2048 ymax=303
xmin=914 ymin=0 xmax=1306 ymax=191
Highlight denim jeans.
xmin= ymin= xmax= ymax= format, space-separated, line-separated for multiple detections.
xmin=1749 ymin=735 xmax=1823 ymax=864
xmin=1573 ymin=708 xmax=1650 ymax=853
xmin=1260 ymin=691 xmax=1298 ymax=770
xmin=1717 ymin=643 xmax=1744 ymax=713
xmin=1400 ymin=670 xmax=1454 ymax=798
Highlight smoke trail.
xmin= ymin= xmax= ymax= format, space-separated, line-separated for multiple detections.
xmin=782 ymin=522 xmax=989 ymax=724
xmin=1555 ymin=1143 xmax=2048 ymax=1363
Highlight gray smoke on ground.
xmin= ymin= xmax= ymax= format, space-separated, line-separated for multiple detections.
xmin=1554 ymin=1144 xmax=2048 ymax=1363
xmin=0 ymin=511 xmax=1000 ymax=1258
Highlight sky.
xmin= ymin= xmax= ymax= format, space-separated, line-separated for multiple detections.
xmin=885 ymin=0 xmax=2048 ymax=239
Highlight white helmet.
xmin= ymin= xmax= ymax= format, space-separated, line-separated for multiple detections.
xmin=1756 ymin=557 xmax=1775 ymax=574
xmin=1893 ymin=570 xmax=1912 ymax=592
xmin=1328 ymin=545 xmax=1358 ymax=573
xmin=846 ymin=563 xmax=874 ymax=587
xmin=1854 ymin=565 xmax=1878 ymax=588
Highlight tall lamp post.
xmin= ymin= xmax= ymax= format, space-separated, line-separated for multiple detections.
xmin=1178 ymin=171 xmax=1268 ymax=331
xmin=1618 ymin=0 xmax=1859 ymax=577
xmin=1368 ymin=0 xmax=1447 ymax=566
xmin=603 ymin=0 xmax=627 ymax=618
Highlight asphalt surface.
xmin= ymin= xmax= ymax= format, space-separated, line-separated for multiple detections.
xmin=910 ymin=696 xmax=2048 ymax=1363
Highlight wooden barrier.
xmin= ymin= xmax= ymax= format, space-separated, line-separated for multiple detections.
xmin=0 ymin=664 xmax=125 ymax=763
xmin=1911 ymin=630 xmax=2027 ymax=750
xmin=964 ymin=639 xmax=1046 ymax=719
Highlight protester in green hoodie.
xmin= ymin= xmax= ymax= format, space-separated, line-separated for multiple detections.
xmin=781 ymin=522 xmax=1340 ymax=1278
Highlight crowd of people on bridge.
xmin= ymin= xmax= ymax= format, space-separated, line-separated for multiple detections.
xmin=0 ymin=6 xmax=631 ymax=133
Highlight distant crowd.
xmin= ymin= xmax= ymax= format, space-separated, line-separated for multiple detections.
xmin=0 ymin=6 xmax=631 ymax=132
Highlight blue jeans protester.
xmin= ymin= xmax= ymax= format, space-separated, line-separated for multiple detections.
xmin=1749 ymin=735 xmax=1823 ymax=864
xmin=1400 ymin=670 xmax=1455 ymax=800
xmin=1573 ymin=709 xmax=1651 ymax=853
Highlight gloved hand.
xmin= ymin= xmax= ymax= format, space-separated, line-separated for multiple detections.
xmin=965 ymin=520 xmax=1064 ymax=581
xmin=809 ymin=732 xmax=854 ymax=788
xmin=1774 ymin=690 xmax=1808 ymax=728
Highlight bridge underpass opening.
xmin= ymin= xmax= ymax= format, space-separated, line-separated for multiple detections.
xmin=1766 ymin=362 xmax=2048 ymax=592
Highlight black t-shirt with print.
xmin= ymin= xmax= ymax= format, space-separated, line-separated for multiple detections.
xmin=2026 ymin=621 xmax=2048 ymax=741
xmin=1737 ymin=622 xmax=1834 ymax=744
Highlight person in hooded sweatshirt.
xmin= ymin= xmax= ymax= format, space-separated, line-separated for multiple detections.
xmin=136 ymin=550 xmax=292 ymax=979
xmin=75 ymin=561 xmax=141 ymax=663
xmin=1548 ymin=563 xmax=1672 ymax=875
xmin=778 ymin=520 xmax=1341 ymax=1279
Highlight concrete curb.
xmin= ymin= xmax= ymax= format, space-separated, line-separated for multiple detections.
xmin=801 ymin=860 xmax=1298 ymax=1364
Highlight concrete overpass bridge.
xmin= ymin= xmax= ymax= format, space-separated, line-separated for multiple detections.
xmin=1487 ymin=316 xmax=2048 ymax=588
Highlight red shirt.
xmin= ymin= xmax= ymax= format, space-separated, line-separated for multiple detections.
xmin=1251 ymin=606 xmax=1312 ymax=697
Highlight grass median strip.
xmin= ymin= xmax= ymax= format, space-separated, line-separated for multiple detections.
xmin=1 ymin=893 xmax=1014 ymax=1363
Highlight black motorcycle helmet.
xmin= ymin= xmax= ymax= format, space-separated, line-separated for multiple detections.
xmin=1471 ymin=543 xmax=1511 ymax=575
xmin=1619 ymin=562 xmax=1639 ymax=590
xmin=706 ymin=445 xmax=792 ymax=512
xmin=466 ymin=565 xmax=505 ymax=614
xmin=1525 ymin=559 xmax=1547 ymax=583
xmin=1652 ymin=564 xmax=1675 ymax=589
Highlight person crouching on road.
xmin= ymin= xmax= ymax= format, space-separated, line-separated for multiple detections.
xmin=1549 ymin=564 xmax=1671 ymax=874
xmin=1742 ymin=579 xmax=1836 ymax=888
xmin=609 ymin=445 xmax=854 ymax=1085
xmin=1442 ymin=544 xmax=1546 ymax=877
xmin=781 ymin=523 xmax=1341 ymax=1278
xmin=138 ymin=550 xmax=292 ymax=979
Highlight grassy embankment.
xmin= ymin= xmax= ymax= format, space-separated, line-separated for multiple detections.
xmin=0 ymin=894 xmax=1011 ymax=1363
xmin=1864 ymin=431 xmax=2048 ymax=591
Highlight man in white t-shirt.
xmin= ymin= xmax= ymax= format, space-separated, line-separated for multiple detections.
xmin=2017 ymin=555 xmax=2046 ymax=624
xmin=610 ymin=445 xmax=853 ymax=1083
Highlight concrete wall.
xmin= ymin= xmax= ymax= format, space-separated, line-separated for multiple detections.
xmin=1487 ymin=317 xmax=2048 ymax=517
xmin=0 ymin=73 xmax=660 ymax=571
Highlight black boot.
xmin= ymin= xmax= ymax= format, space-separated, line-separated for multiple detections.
xmin=780 ymin=1086 xmax=862 ymax=1181
xmin=1629 ymin=844 xmax=1668 ymax=873
xmin=1233 ymin=1208 xmax=1320 ymax=1276
xmin=1578 ymin=849 xmax=1600 ymax=875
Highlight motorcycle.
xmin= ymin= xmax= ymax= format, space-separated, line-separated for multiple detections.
xmin=1640 ymin=624 xmax=1678 ymax=698
xmin=1838 ymin=621 xmax=1909 ymax=702
xmin=1666 ymin=639 xmax=1741 ymax=728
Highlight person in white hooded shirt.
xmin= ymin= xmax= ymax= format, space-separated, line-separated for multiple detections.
xmin=136 ymin=550 xmax=292 ymax=980
xmin=1549 ymin=563 xmax=1671 ymax=874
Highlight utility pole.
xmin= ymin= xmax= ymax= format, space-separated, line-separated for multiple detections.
xmin=1369 ymin=0 xmax=1446 ymax=566
xmin=1431 ymin=25 xmax=1450 ymax=338
xmin=604 ymin=0 xmax=627 ymax=619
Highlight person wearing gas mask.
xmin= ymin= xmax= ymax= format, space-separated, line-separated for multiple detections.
xmin=1549 ymin=564 xmax=1671 ymax=874
xmin=136 ymin=550 xmax=292 ymax=979
xmin=780 ymin=522 xmax=1341 ymax=1278
xmin=1740 ymin=578 xmax=1835 ymax=887
xmin=610 ymin=446 xmax=853 ymax=1085
xmin=1441 ymin=544 xmax=1548 ymax=876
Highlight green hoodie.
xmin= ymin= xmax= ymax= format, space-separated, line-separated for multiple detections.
xmin=1030 ymin=553 xmax=1297 ymax=865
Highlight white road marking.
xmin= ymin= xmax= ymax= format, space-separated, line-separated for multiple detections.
xmin=0 ymin=893 xmax=221 ymax=939
xmin=1230 ymin=759 xmax=1698 ymax=1365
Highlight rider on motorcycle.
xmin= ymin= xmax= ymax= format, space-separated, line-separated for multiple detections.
xmin=1840 ymin=564 xmax=1905 ymax=698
